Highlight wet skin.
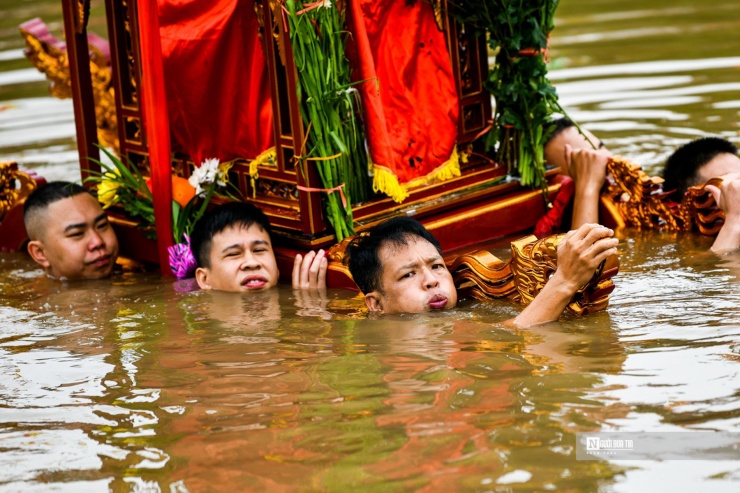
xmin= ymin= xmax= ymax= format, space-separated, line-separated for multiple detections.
xmin=27 ymin=193 xmax=119 ymax=280
xmin=195 ymin=224 xmax=280 ymax=293
xmin=365 ymin=237 xmax=458 ymax=315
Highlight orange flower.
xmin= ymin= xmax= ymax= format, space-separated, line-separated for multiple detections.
xmin=172 ymin=176 xmax=196 ymax=207
xmin=145 ymin=176 xmax=196 ymax=207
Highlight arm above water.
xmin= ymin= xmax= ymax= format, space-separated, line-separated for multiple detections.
xmin=512 ymin=223 xmax=618 ymax=328
xmin=706 ymin=177 xmax=740 ymax=254
xmin=566 ymin=145 xmax=611 ymax=229
xmin=292 ymin=249 xmax=328 ymax=290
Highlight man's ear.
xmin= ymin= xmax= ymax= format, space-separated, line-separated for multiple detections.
xmin=195 ymin=267 xmax=212 ymax=290
xmin=27 ymin=240 xmax=51 ymax=269
xmin=364 ymin=291 xmax=384 ymax=313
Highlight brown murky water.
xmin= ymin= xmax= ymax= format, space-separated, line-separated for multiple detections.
xmin=1 ymin=1 xmax=739 ymax=491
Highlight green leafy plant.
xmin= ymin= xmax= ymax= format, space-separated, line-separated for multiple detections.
xmin=453 ymin=0 xmax=566 ymax=190
xmin=284 ymin=0 xmax=372 ymax=241
xmin=85 ymin=147 xmax=236 ymax=244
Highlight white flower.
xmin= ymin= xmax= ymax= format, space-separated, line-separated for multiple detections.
xmin=320 ymin=0 xmax=332 ymax=7
xmin=189 ymin=158 xmax=223 ymax=195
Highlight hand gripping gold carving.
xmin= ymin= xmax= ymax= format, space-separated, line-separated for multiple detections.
xmin=602 ymin=156 xmax=724 ymax=236
xmin=0 ymin=162 xmax=38 ymax=222
xmin=510 ymin=234 xmax=618 ymax=316
xmin=327 ymin=231 xmax=617 ymax=316
xmin=603 ymin=156 xmax=678 ymax=230
xmin=679 ymin=178 xmax=725 ymax=236
xmin=449 ymin=233 xmax=618 ymax=315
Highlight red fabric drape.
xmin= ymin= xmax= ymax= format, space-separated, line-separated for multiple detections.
xmin=139 ymin=0 xmax=174 ymax=272
xmin=348 ymin=0 xmax=459 ymax=197
xmin=158 ymin=0 xmax=274 ymax=166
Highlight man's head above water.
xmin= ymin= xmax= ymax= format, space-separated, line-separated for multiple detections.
xmin=345 ymin=216 xmax=457 ymax=314
xmin=23 ymin=181 xmax=119 ymax=280
xmin=662 ymin=137 xmax=740 ymax=200
xmin=190 ymin=202 xmax=280 ymax=292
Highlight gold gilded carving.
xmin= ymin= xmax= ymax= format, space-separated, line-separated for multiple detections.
xmin=256 ymin=179 xmax=299 ymax=201
xmin=449 ymin=234 xmax=618 ymax=315
xmin=75 ymin=0 xmax=91 ymax=34
xmin=679 ymin=178 xmax=725 ymax=236
xmin=510 ymin=234 xmax=618 ymax=316
xmin=254 ymin=1 xmax=265 ymax=42
xmin=0 ymin=162 xmax=38 ymax=222
xmin=430 ymin=0 xmax=445 ymax=31
xmin=602 ymin=157 xmax=724 ymax=235
xmin=267 ymin=0 xmax=287 ymax=66
xmin=19 ymin=21 xmax=119 ymax=151
xmin=326 ymin=231 xmax=617 ymax=315
xmin=603 ymin=156 xmax=677 ymax=230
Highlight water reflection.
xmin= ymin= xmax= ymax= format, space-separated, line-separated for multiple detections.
xmin=2 ymin=0 xmax=740 ymax=490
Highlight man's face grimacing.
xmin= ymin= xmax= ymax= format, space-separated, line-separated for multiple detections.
xmin=27 ymin=193 xmax=119 ymax=280
xmin=364 ymin=236 xmax=458 ymax=315
xmin=195 ymin=224 xmax=280 ymax=292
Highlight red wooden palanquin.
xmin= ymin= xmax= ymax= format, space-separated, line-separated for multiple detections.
xmin=59 ymin=0 xmax=565 ymax=280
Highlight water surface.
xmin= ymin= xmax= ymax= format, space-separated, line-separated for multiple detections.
xmin=1 ymin=0 xmax=739 ymax=491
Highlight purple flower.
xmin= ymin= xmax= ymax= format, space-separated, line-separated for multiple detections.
xmin=168 ymin=235 xmax=197 ymax=278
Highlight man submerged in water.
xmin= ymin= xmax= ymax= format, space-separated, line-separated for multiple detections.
xmin=544 ymin=118 xmax=740 ymax=253
xmin=344 ymin=216 xmax=617 ymax=327
xmin=23 ymin=181 xmax=120 ymax=280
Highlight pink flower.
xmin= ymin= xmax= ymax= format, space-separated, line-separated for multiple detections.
xmin=168 ymin=235 xmax=197 ymax=278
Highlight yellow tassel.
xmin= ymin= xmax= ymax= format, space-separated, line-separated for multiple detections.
xmin=369 ymin=147 xmax=461 ymax=203
xmin=248 ymin=147 xmax=277 ymax=198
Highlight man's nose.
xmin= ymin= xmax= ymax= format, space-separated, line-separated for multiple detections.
xmin=88 ymin=230 xmax=105 ymax=250
xmin=422 ymin=267 xmax=439 ymax=289
xmin=240 ymin=253 xmax=260 ymax=270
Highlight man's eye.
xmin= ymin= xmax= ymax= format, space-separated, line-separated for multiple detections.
xmin=224 ymin=252 xmax=239 ymax=258
xmin=67 ymin=231 xmax=84 ymax=238
xmin=400 ymin=272 xmax=413 ymax=280
xmin=253 ymin=248 xmax=267 ymax=254
xmin=432 ymin=263 xmax=444 ymax=269
xmin=96 ymin=221 xmax=109 ymax=230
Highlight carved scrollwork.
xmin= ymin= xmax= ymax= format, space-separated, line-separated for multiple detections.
xmin=19 ymin=19 xmax=119 ymax=151
xmin=603 ymin=156 xmax=678 ymax=230
xmin=602 ymin=156 xmax=724 ymax=235
xmin=0 ymin=162 xmax=38 ymax=222
xmin=679 ymin=178 xmax=725 ymax=235
xmin=449 ymin=233 xmax=618 ymax=315
xmin=325 ymin=230 xmax=617 ymax=315
xmin=267 ymin=0 xmax=287 ymax=66
xmin=256 ymin=179 xmax=299 ymax=201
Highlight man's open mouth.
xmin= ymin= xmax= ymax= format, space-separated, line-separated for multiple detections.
xmin=241 ymin=276 xmax=268 ymax=289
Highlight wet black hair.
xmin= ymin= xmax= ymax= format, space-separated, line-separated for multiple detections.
xmin=544 ymin=117 xmax=575 ymax=145
xmin=345 ymin=216 xmax=442 ymax=294
xmin=190 ymin=202 xmax=273 ymax=268
xmin=23 ymin=181 xmax=92 ymax=238
xmin=662 ymin=137 xmax=739 ymax=199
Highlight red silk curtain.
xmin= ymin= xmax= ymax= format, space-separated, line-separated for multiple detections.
xmin=348 ymin=0 xmax=460 ymax=202
xmin=158 ymin=0 xmax=274 ymax=166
